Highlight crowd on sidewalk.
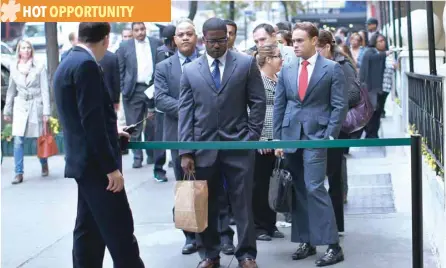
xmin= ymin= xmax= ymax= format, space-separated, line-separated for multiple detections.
xmin=2 ymin=15 xmax=400 ymax=268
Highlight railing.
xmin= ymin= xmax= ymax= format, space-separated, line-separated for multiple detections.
xmin=128 ymin=137 xmax=424 ymax=268
xmin=407 ymin=72 xmax=444 ymax=174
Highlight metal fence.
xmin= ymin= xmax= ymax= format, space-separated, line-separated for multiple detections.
xmin=407 ymin=72 xmax=444 ymax=174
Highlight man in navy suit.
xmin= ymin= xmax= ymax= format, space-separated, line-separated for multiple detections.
xmin=53 ymin=23 xmax=144 ymax=268
xmin=99 ymin=50 xmax=121 ymax=111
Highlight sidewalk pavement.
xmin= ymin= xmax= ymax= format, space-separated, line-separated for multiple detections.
xmin=0 ymin=101 xmax=439 ymax=268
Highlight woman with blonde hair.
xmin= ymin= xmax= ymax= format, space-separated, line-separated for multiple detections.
xmin=3 ymin=39 xmax=51 ymax=184
xmin=252 ymin=44 xmax=285 ymax=241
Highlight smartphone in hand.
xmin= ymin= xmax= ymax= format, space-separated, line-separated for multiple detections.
xmin=120 ymin=124 xmax=136 ymax=153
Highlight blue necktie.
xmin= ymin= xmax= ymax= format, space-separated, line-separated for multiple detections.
xmin=211 ymin=59 xmax=221 ymax=89
xmin=183 ymin=57 xmax=191 ymax=65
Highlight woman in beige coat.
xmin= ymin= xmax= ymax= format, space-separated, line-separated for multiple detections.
xmin=3 ymin=39 xmax=51 ymax=184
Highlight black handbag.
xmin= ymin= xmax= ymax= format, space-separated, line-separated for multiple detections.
xmin=268 ymin=158 xmax=293 ymax=213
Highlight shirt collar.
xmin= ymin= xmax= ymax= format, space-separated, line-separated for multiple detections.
xmin=206 ymin=50 xmax=228 ymax=68
xmin=76 ymin=44 xmax=97 ymax=63
xmin=178 ymin=49 xmax=198 ymax=63
xmin=136 ymin=36 xmax=149 ymax=44
xmin=303 ymin=52 xmax=318 ymax=66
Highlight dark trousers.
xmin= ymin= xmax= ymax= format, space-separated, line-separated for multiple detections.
xmin=218 ymin=180 xmax=235 ymax=245
xmin=172 ymin=150 xmax=235 ymax=246
xmin=153 ymin=111 xmax=166 ymax=174
xmin=171 ymin=149 xmax=196 ymax=244
xmin=195 ymin=150 xmax=256 ymax=261
xmin=73 ymin=169 xmax=144 ymax=268
xmin=252 ymin=152 xmax=277 ymax=235
xmin=365 ymin=91 xmax=388 ymax=138
xmin=326 ymin=131 xmax=349 ymax=233
xmin=122 ymin=85 xmax=154 ymax=162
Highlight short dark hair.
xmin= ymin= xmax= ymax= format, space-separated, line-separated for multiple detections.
xmin=276 ymin=21 xmax=292 ymax=32
xmin=224 ymin=19 xmax=237 ymax=34
xmin=202 ymin=17 xmax=227 ymax=36
xmin=253 ymin=23 xmax=275 ymax=35
xmin=293 ymin=22 xmax=319 ymax=39
xmin=337 ymin=27 xmax=349 ymax=36
xmin=78 ymin=23 xmax=110 ymax=43
xmin=131 ymin=22 xmax=145 ymax=30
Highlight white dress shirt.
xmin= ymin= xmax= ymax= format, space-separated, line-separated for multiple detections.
xmin=206 ymin=50 xmax=227 ymax=81
xmin=135 ymin=37 xmax=153 ymax=84
xmin=297 ymin=52 xmax=318 ymax=86
xmin=76 ymin=44 xmax=97 ymax=63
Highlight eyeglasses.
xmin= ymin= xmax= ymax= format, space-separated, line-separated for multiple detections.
xmin=271 ymin=54 xmax=282 ymax=59
xmin=204 ymin=38 xmax=228 ymax=45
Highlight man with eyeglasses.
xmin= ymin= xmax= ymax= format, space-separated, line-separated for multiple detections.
xmin=178 ymin=17 xmax=266 ymax=268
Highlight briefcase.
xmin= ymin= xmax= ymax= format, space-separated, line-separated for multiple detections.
xmin=268 ymin=158 xmax=293 ymax=213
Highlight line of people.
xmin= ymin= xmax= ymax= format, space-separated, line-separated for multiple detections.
xmin=47 ymin=14 xmax=397 ymax=268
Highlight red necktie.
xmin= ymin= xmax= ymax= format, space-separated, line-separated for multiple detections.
xmin=298 ymin=60 xmax=310 ymax=100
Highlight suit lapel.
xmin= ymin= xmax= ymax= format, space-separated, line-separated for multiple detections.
xmin=219 ymin=51 xmax=236 ymax=93
xmin=170 ymin=54 xmax=182 ymax=90
xmin=131 ymin=39 xmax=138 ymax=74
xmin=288 ymin=58 xmax=301 ymax=103
xmin=148 ymin=37 xmax=158 ymax=67
xmin=198 ymin=55 xmax=218 ymax=92
xmin=304 ymin=54 xmax=327 ymax=100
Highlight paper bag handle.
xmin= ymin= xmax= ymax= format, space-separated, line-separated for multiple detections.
xmin=183 ymin=173 xmax=197 ymax=181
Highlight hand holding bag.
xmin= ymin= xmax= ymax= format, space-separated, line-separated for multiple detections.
xmin=37 ymin=120 xmax=58 ymax=158
xmin=268 ymin=157 xmax=293 ymax=213
xmin=174 ymin=173 xmax=208 ymax=233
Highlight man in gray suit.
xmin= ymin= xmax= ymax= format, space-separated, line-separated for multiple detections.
xmin=273 ymin=22 xmax=348 ymax=266
xmin=178 ymin=17 xmax=266 ymax=268
xmin=117 ymin=22 xmax=163 ymax=170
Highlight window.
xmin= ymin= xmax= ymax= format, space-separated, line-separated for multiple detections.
xmin=1 ymin=44 xmax=13 ymax=55
xmin=24 ymin=25 xmax=45 ymax=38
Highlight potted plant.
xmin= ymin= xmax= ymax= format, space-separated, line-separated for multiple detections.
xmin=1 ymin=123 xmax=13 ymax=156
xmin=48 ymin=116 xmax=64 ymax=154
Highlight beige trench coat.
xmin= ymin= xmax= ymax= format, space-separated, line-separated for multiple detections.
xmin=3 ymin=61 xmax=50 ymax=138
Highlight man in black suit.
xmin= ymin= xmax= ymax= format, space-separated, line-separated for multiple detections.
xmin=99 ymin=50 xmax=121 ymax=111
xmin=178 ymin=18 xmax=266 ymax=268
xmin=117 ymin=22 xmax=164 ymax=172
xmin=60 ymin=31 xmax=77 ymax=62
xmin=53 ymin=22 xmax=144 ymax=268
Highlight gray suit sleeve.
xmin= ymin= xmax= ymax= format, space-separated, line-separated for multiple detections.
xmin=116 ymin=43 xmax=126 ymax=94
xmin=273 ymin=67 xmax=287 ymax=140
xmin=327 ymin=63 xmax=348 ymax=139
xmin=154 ymin=63 xmax=178 ymax=118
xmin=178 ymin=66 xmax=195 ymax=156
xmin=246 ymin=57 xmax=266 ymax=141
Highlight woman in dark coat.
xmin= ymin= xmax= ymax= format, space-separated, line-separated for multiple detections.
xmin=359 ymin=33 xmax=393 ymax=138
xmin=316 ymin=30 xmax=361 ymax=232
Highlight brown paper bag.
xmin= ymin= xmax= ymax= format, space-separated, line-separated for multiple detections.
xmin=174 ymin=174 xmax=208 ymax=233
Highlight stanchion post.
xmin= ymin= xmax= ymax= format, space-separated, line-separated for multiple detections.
xmin=410 ymin=134 xmax=423 ymax=268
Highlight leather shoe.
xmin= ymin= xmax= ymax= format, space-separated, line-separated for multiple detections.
xmin=238 ymin=258 xmax=258 ymax=268
xmin=197 ymin=258 xmax=220 ymax=268
xmin=132 ymin=160 xmax=142 ymax=169
xmin=292 ymin=243 xmax=316 ymax=260
xmin=256 ymin=233 xmax=272 ymax=241
xmin=182 ymin=243 xmax=197 ymax=255
xmin=221 ymin=243 xmax=235 ymax=255
xmin=315 ymin=247 xmax=344 ymax=266
xmin=272 ymin=230 xmax=285 ymax=238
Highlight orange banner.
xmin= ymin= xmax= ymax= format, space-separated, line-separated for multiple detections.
xmin=0 ymin=0 xmax=171 ymax=22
